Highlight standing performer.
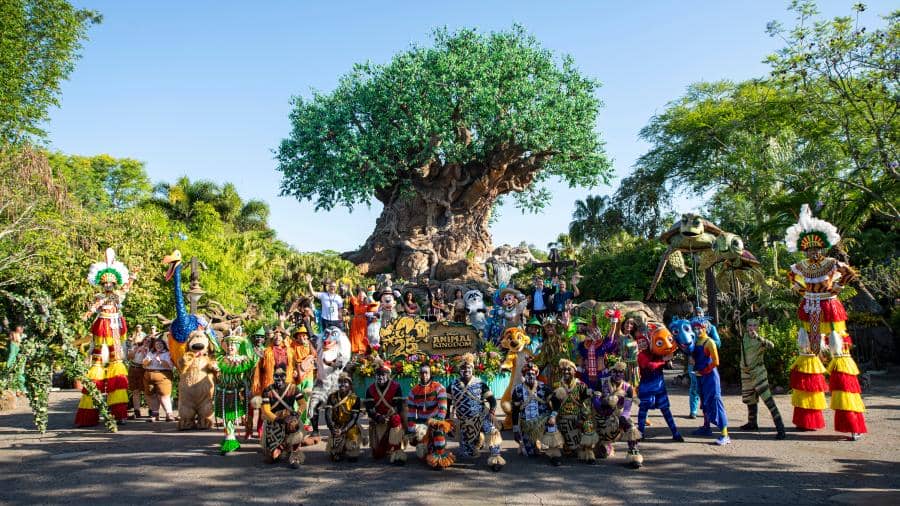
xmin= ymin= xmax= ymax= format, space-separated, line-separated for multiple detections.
xmin=215 ymin=332 xmax=257 ymax=454
xmin=364 ymin=359 xmax=408 ymax=464
xmin=3 ymin=322 xmax=26 ymax=396
xmin=259 ymin=367 xmax=307 ymax=468
xmin=636 ymin=327 xmax=683 ymax=441
xmin=785 ymin=204 xmax=865 ymax=439
xmin=737 ymin=316 xmax=786 ymax=439
xmin=550 ymin=359 xmax=592 ymax=462
xmin=583 ymin=361 xmax=643 ymax=468
xmin=324 ymin=373 xmax=363 ymax=462
xmin=406 ymin=364 xmax=454 ymax=469
xmin=688 ymin=316 xmax=722 ymax=418
xmin=672 ymin=318 xmax=730 ymax=445
xmin=347 ymin=287 xmax=370 ymax=355
xmin=576 ymin=316 xmax=617 ymax=391
xmin=511 ymin=362 xmax=563 ymax=466
xmin=126 ymin=333 xmax=149 ymax=418
xmin=448 ymin=353 xmax=505 ymax=471
xmin=618 ymin=318 xmax=640 ymax=388
xmin=77 ymin=248 xmax=136 ymax=426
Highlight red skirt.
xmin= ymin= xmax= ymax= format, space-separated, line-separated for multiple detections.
xmin=90 ymin=316 xmax=127 ymax=338
xmin=793 ymin=407 xmax=825 ymax=430
xmin=834 ymin=410 xmax=867 ymax=434
xmin=797 ymin=298 xmax=847 ymax=323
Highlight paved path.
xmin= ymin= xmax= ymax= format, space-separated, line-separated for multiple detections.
xmin=1 ymin=373 xmax=899 ymax=505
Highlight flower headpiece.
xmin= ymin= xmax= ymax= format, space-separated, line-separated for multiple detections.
xmin=87 ymin=248 xmax=130 ymax=287
xmin=459 ymin=353 xmax=476 ymax=366
xmin=784 ymin=204 xmax=840 ymax=253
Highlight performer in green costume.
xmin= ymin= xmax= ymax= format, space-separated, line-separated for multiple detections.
xmin=215 ymin=331 xmax=257 ymax=454
xmin=738 ymin=316 xmax=785 ymax=439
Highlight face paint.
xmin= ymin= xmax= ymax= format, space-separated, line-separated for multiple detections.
xmin=460 ymin=363 xmax=473 ymax=381
xmin=523 ymin=370 xmax=537 ymax=386
xmin=419 ymin=366 xmax=431 ymax=385
xmin=338 ymin=378 xmax=351 ymax=395
xmin=273 ymin=372 xmax=287 ymax=389
xmin=375 ymin=370 xmax=389 ymax=387
xmin=562 ymin=367 xmax=574 ymax=382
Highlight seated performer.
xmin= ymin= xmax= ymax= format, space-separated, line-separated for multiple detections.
xmin=448 ymin=353 xmax=505 ymax=471
xmin=406 ymin=364 xmax=454 ymax=469
xmin=583 ymin=360 xmax=643 ymax=468
xmin=324 ymin=373 xmax=362 ymax=462
xmin=364 ymin=359 xmax=407 ymax=464
xmin=551 ymin=359 xmax=592 ymax=462
xmin=738 ymin=315 xmax=786 ymax=439
xmin=259 ymin=367 xmax=307 ymax=468
xmin=637 ymin=327 xmax=683 ymax=441
xmin=511 ymin=361 xmax=564 ymax=466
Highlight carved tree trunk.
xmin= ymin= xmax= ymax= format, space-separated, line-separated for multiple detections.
xmin=343 ymin=148 xmax=545 ymax=281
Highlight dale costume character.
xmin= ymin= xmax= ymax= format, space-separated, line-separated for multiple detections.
xmin=688 ymin=314 xmax=722 ymax=418
xmin=259 ymin=367 xmax=307 ymax=468
xmin=324 ymin=373 xmax=363 ymax=462
xmin=636 ymin=327 xmax=683 ymax=441
xmin=215 ymin=331 xmax=257 ymax=454
xmin=671 ymin=318 xmax=730 ymax=445
xmin=77 ymin=248 xmax=136 ymax=426
xmin=784 ymin=204 xmax=866 ymax=439
xmin=582 ymin=361 xmax=643 ymax=468
xmin=308 ymin=326 xmax=352 ymax=438
xmin=511 ymin=362 xmax=564 ymax=466
xmin=738 ymin=316 xmax=786 ymax=439
xmin=406 ymin=364 xmax=454 ymax=469
xmin=364 ymin=359 xmax=408 ymax=464
xmin=550 ymin=359 xmax=592 ymax=461
xmin=448 ymin=353 xmax=505 ymax=471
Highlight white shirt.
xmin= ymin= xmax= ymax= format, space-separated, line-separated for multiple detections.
xmin=316 ymin=292 xmax=343 ymax=321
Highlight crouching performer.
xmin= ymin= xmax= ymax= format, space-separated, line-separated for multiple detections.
xmin=582 ymin=361 xmax=643 ymax=468
xmin=448 ymin=353 xmax=505 ymax=471
xmin=259 ymin=367 xmax=307 ymax=468
xmin=364 ymin=359 xmax=407 ymax=464
xmin=324 ymin=373 xmax=362 ymax=462
xmin=551 ymin=359 xmax=593 ymax=463
xmin=406 ymin=364 xmax=454 ymax=469
xmin=511 ymin=361 xmax=564 ymax=466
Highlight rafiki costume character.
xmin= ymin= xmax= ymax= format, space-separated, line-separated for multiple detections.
xmin=448 ymin=353 xmax=505 ymax=471
xmin=636 ymin=326 xmax=683 ymax=441
xmin=671 ymin=318 xmax=730 ymax=445
xmin=364 ymin=359 xmax=408 ymax=464
xmin=77 ymin=248 xmax=136 ymax=426
xmin=785 ymin=204 xmax=866 ymax=439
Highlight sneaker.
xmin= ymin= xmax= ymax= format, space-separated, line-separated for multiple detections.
xmin=692 ymin=427 xmax=713 ymax=436
xmin=849 ymin=433 xmax=862 ymax=441
xmin=688 ymin=413 xmax=698 ymax=420
xmin=715 ymin=436 xmax=731 ymax=446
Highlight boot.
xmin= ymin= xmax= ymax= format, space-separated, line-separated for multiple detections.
xmin=309 ymin=406 xmax=321 ymax=438
xmin=774 ymin=414 xmax=786 ymax=440
xmin=739 ymin=404 xmax=758 ymax=431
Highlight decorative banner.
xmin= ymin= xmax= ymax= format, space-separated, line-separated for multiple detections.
xmin=379 ymin=316 xmax=478 ymax=359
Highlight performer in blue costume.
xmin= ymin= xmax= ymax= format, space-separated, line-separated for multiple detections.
xmin=671 ymin=318 xmax=730 ymax=445
xmin=636 ymin=327 xmax=683 ymax=441
xmin=687 ymin=308 xmax=721 ymax=418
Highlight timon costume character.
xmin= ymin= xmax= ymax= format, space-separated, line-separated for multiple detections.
xmin=672 ymin=318 xmax=730 ymax=445
xmin=636 ymin=327 xmax=683 ymax=441
xmin=784 ymin=204 xmax=866 ymax=439
xmin=76 ymin=248 xmax=136 ymax=426
xmin=448 ymin=353 xmax=505 ymax=471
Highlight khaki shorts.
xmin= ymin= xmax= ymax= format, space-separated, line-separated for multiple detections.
xmin=144 ymin=370 xmax=173 ymax=397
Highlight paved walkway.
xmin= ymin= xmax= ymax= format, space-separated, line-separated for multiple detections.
xmin=1 ymin=373 xmax=898 ymax=505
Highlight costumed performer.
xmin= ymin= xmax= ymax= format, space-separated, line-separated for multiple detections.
xmin=687 ymin=309 xmax=721 ymax=418
xmin=406 ymin=364 xmax=454 ymax=469
xmin=249 ymin=327 xmax=294 ymax=439
xmin=737 ymin=314 xmax=786 ymax=439
xmin=364 ymin=358 xmax=408 ymax=464
xmin=324 ymin=372 xmax=362 ymax=462
xmin=215 ymin=331 xmax=257 ymax=454
xmin=551 ymin=359 xmax=593 ymax=462
xmin=76 ymin=248 xmax=136 ymax=426
xmin=511 ymin=361 xmax=563 ymax=466
xmin=672 ymin=318 xmax=730 ymax=445
xmin=636 ymin=327 xmax=683 ymax=441
xmin=259 ymin=366 xmax=307 ymax=468
xmin=583 ymin=360 xmax=643 ymax=468
xmin=448 ymin=353 xmax=505 ymax=471
xmin=785 ymin=204 xmax=865 ymax=439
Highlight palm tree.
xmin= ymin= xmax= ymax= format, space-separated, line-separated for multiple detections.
xmin=569 ymin=194 xmax=613 ymax=247
xmin=147 ymin=177 xmax=269 ymax=232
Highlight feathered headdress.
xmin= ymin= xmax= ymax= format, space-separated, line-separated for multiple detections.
xmin=87 ymin=248 xmax=130 ymax=286
xmin=784 ymin=204 xmax=840 ymax=253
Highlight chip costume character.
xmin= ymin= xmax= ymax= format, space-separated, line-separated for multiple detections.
xmin=260 ymin=368 xmax=307 ymax=468
xmin=511 ymin=362 xmax=564 ymax=465
xmin=76 ymin=248 xmax=136 ymax=426
xmin=739 ymin=319 xmax=786 ymax=439
xmin=550 ymin=359 xmax=592 ymax=461
xmin=215 ymin=332 xmax=257 ymax=454
xmin=636 ymin=327 xmax=683 ymax=441
xmin=324 ymin=373 xmax=363 ymax=461
xmin=671 ymin=318 xmax=730 ymax=445
xmin=784 ymin=204 xmax=866 ymax=439
xmin=406 ymin=367 xmax=454 ymax=469
xmin=364 ymin=359 xmax=408 ymax=464
xmin=449 ymin=353 xmax=505 ymax=471
xmin=582 ymin=361 xmax=643 ymax=468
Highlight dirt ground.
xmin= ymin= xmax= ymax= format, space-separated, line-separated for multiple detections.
xmin=1 ymin=371 xmax=898 ymax=505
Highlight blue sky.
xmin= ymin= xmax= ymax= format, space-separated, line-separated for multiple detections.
xmin=48 ymin=1 xmax=893 ymax=253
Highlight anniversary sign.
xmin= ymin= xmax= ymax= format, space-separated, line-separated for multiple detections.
xmin=379 ymin=316 xmax=478 ymax=358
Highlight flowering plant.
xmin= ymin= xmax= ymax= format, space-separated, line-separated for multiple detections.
xmin=352 ymin=342 xmax=505 ymax=379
